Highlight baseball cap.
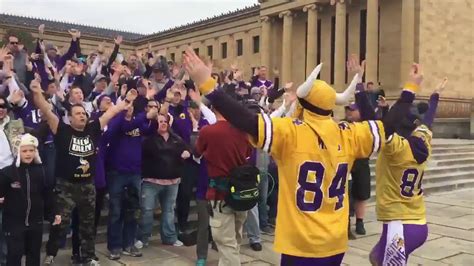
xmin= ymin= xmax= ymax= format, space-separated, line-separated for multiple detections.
xmin=344 ymin=102 xmax=358 ymax=111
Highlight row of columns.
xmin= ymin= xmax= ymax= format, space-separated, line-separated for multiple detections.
xmin=260 ymin=0 xmax=381 ymax=87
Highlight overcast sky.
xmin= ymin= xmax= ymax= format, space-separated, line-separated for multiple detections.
xmin=0 ymin=0 xmax=259 ymax=34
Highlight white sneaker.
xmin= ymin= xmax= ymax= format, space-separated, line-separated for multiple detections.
xmin=134 ymin=240 xmax=144 ymax=249
xmin=43 ymin=255 xmax=55 ymax=265
xmin=173 ymin=240 xmax=184 ymax=247
xmin=89 ymin=259 xmax=100 ymax=266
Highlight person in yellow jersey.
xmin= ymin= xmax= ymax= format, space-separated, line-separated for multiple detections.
xmin=182 ymin=47 xmax=423 ymax=266
xmin=369 ymin=77 xmax=447 ymax=266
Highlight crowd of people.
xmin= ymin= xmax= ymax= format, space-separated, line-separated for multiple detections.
xmin=0 ymin=22 xmax=447 ymax=266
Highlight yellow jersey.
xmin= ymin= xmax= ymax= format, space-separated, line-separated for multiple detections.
xmin=375 ymin=129 xmax=432 ymax=222
xmin=251 ymin=114 xmax=385 ymax=258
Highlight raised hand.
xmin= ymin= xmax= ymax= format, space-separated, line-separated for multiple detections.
xmin=409 ymin=63 xmax=423 ymax=86
xmin=284 ymin=82 xmax=294 ymax=91
xmin=68 ymin=29 xmax=81 ymax=41
xmin=165 ymin=87 xmax=175 ymax=102
xmin=146 ymin=105 xmax=159 ymax=120
xmin=434 ymin=77 xmax=448 ymax=94
xmin=126 ymin=88 xmax=138 ymax=102
xmin=30 ymin=79 xmax=43 ymax=94
xmin=147 ymin=42 xmax=152 ymax=53
xmin=377 ymin=95 xmax=388 ymax=108
xmin=182 ymin=47 xmax=212 ymax=87
xmin=38 ymin=24 xmax=45 ymax=39
xmin=272 ymin=67 xmax=279 ymax=76
xmin=114 ymin=35 xmax=123 ymax=45
xmin=188 ymin=89 xmax=201 ymax=105
xmin=347 ymin=54 xmax=365 ymax=77
xmin=10 ymin=89 xmax=25 ymax=105
xmin=234 ymin=70 xmax=243 ymax=82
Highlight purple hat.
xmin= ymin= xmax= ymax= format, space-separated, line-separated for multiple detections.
xmin=344 ymin=102 xmax=358 ymax=111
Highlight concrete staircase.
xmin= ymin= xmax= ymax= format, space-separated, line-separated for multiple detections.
xmin=369 ymin=139 xmax=474 ymax=198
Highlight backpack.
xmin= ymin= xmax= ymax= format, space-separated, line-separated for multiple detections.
xmin=224 ymin=165 xmax=260 ymax=211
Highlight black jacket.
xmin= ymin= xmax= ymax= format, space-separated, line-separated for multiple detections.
xmin=0 ymin=163 xmax=57 ymax=230
xmin=142 ymin=133 xmax=188 ymax=180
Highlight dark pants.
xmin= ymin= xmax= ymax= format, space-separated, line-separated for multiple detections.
xmin=267 ymin=166 xmax=279 ymax=223
xmin=4 ymin=224 xmax=43 ymax=266
xmin=46 ymin=181 xmax=96 ymax=260
xmin=177 ymin=161 xmax=198 ymax=230
xmin=0 ymin=210 xmax=7 ymax=266
xmin=107 ymin=172 xmax=141 ymax=251
xmin=71 ymin=186 xmax=107 ymax=256
xmin=196 ymin=200 xmax=210 ymax=260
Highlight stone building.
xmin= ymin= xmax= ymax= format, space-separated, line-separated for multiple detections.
xmin=0 ymin=0 xmax=472 ymax=137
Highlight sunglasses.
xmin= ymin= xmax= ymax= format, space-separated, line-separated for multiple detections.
xmin=9 ymin=42 xmax=19 ymax=45
xmin=147 ymin=105 xmax=159 ymax=109
xmin=0 ymin=104 xmax=7 ymax=109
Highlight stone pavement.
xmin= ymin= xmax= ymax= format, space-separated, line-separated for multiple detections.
xmin=50 ymin=189 xmax=474 ymax=265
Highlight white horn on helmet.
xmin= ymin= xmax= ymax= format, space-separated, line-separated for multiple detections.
xmin=296 ymin=63 xmax=323 ymax=98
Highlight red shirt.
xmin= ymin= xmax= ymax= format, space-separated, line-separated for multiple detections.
xmin=196 ymin=120 xmax=252 ymax=178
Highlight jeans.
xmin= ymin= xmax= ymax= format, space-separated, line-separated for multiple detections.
xmin=0 ymin=210 xmax=6 ymax=266
xmin=244 ymin=205 xmax=261 ymax=244
xmin=107 ymin=172 xmax=142 ymax=251
xmin=138 ymin=181 xmax=179 ymax=244
xmin=257 ymin=171 xmax=269 ymax=229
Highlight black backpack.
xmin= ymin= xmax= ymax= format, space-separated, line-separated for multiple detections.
xmin=224 ymin=165 xmax=260 ymax=211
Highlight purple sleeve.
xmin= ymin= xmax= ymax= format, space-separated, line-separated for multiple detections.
xmin=407 ymin=135 xmax=429 ymax=164
xmin=422 ymin=93 xmax=439 ymax=128
xmin=56 ymin=40 xmax=78 ymax=70
xmin=155 ymin=79 xmax=175 ymax=102
xmin=355 ymin=86 xmax=376 ymax=121
xmin=34 ymin=60 xmax=50 ymax=90
xmin=35 ymin=39 xmax=42 ymax=54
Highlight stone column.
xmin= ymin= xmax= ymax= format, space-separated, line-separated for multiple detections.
xmin=304 ymin=4 xmax=319 ymax=76
xmin=260 ymin=16 xmax=271 ymax=68
xmin=334 ymin=0 xmax=346 ymax=89
xmin=400 ymin=0 xmax=415 ymax=84
xmin=279 ymin=10 xmax=293 ymax=84
xmin=366 ymin=0 xmax=379 ymax=83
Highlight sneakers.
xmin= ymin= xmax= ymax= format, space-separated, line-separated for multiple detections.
xmin=172 ymin=240 xmax=184 ymax=247
xmin=196 ymin=258 xmax=207 ymax=266
xmin=122 ymin=246 xmax=143 ymax=257
xmin=108 ymin=250 xmax=121 ymax=260
xmin=250 ymin=242 xmax=263 ymax=251
xmin=355 ymin=220 xmax=366 ymax=235
xmin=261 ymin=226 xmax=275 ymax=235
xmin=88 ymin=259 xmax=100 ymax=266
xmin=43 ymin=255 xmax=55 ymax=265
xmin=134 ymin=240 xmax=148 ymax=249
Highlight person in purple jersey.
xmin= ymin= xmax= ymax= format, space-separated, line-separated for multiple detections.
xmin=104 ymin=100 xmax=158 ymax=260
